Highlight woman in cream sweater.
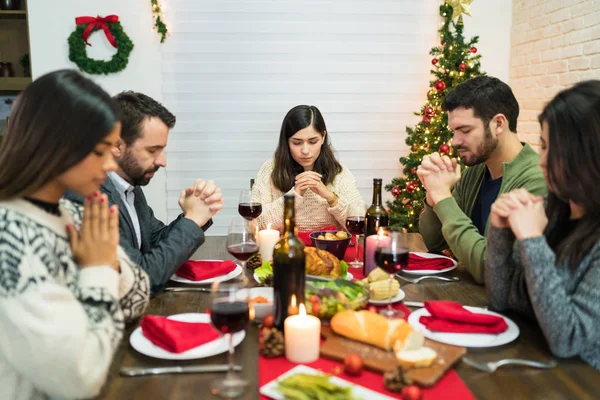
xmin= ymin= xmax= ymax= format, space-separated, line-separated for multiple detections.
xmin=252 ymin=105 xmax=364 ymax=232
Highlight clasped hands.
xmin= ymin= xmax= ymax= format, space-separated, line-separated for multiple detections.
xmin=490 ymin=188 xmax=547 ymax=240
xmin=416 ymin=152 xmax=462 ymax=207
xmin=179 ymin=179 xmax=224 ymax=227
xmin=294 ymin=171 xmax=336 ymax=204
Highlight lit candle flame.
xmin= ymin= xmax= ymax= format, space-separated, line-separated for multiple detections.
xmin=378 ymin=227 xmax=386 ymax=237
xmin=267 ymin=223 xmax=272 ymax=230
xmin=290 ymin=294 xmax=296 ymax=308
xmin=299 ymin=303 xmax=307 ymax=317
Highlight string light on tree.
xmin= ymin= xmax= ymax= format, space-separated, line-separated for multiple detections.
xmin=385 ymin=1 xmax=482 ymax=231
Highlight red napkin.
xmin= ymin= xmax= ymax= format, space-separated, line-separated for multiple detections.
xmin=404 ymin=253 xmax=455 ymax=271
xmin=140 ymin=315 xmax=221 ymax=353
xmin=176 ymin=260 xmax=236 ymax=281
xmin=419 ymin=301 xmax=509 ymax=334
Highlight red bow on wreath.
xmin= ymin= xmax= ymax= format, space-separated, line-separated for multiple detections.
xmin=75 ymin=15 xmax=119 ymax=48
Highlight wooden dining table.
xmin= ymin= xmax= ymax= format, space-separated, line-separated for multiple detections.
xmin=97 ymin=235 xmax=600 ymax=400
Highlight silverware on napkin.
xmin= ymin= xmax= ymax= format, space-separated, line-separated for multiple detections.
xmin=396 ymin=274 xmax=459 ymax=284
xmin=120 ymin=364 xmax=242 ymax=377
xmin=403 ymin=301 xmax=487 ymax=309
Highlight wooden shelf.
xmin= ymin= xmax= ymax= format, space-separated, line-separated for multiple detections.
xmin=0 ymin=10 xmax=26 ymax=20
xmin=0 ymin=77 xmax=31 ymax=91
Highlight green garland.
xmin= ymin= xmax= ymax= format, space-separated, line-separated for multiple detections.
xmin=68 ymin=22 xmax=134 ymax=75
xmin=151 ymin=0 xmax=169 ymax=43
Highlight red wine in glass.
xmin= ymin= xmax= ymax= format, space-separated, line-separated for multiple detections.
xmin=374 ymin=247 xmax=409 ymax=274
xmin=227 ymin=243 xmax=259 ymax=261
xmin=211 ymin=300 xmax=250 ymax=334
xmin=345 ymin=216 xmax=365 ymax=235
xmin=238 ymin=202 xmax=262 ymax=220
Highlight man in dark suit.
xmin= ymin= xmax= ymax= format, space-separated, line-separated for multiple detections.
xmin=67 ymin=91 xmax=223 ymax=295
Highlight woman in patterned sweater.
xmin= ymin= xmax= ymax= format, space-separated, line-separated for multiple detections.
xmin=252 ymin=105 xmax=365 ymax=231
xmin=0 ymin=70 xmax=150 ymax=399
xmin=485 ymin=80 xmax=600 ymax=370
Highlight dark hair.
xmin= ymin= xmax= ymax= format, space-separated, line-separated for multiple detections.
xmin=540 ymin=80 xmax=600 ymax=270
xmin=272 ymin=105 xmax=342 ymax=192
xmin=113 ymin=91 xmax=175 ymax=145
xmin=0 ymin=69 xmax=119 ymax=200
xmin=442 ymin=76 xmax=520 ymax=132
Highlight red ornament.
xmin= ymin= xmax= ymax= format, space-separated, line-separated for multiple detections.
xmin=405 ymin=203 xmax=413 ymax=210
xmin=439 ymin=144 xmax=450 ymax=155
xmin=344 ymin=354 xmax=364 ymax=376
xmin=411 ymin=180 xmax=420 ymax=188
xmin=470 ymin=46 xmax=478 ymax=53
xmin=412 ymin=144 xmax=418 ymax=151
xmin=435 ymin=81 xmax=446 ymax=92
xmin=459 ymin=63 xmax=467 ymax=71
xmin=391 ymin=187 xmax=401 ymax=197
xmin=401 ymin=385 xmax=424 ymax=400
xmin=405 ymin=183 xmax=416 ymax=194
xmin=425 ymin=106 xmax=434 ymax=116
xmin=431 ymin=58 xmax=438 ymax=65
xmin=411 ymin=168 xmax=417 ymax=175
xmin=422 ymin=116 xmax=431 ymax=124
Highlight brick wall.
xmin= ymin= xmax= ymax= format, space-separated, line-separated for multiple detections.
xmin=510 ymin=0 xmax=600 ymax=148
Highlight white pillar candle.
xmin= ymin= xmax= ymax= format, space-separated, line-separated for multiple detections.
xmin=258 ymin=224 xmax=280 ymax=262
xmin=284 ymin=304 xmax=321 ymax=364
xmin=364 ymin=228 xmax=391 ymax=276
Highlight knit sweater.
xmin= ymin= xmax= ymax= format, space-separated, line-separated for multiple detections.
xmin=485 ymin=226 xmax=600 ymax=371
xmin=0 ymin=199 xmax=150 ymax=400
xmin=252 ymin=159 xmax=365 ymax=232
xmin=419 ymin=144 xmax=547 ymax=283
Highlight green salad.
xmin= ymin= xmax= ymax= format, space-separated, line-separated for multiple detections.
xmin=254 ymin=260 xmax=348 ymax=285
xmin=305 ymin=279 xmax=368 ymax=319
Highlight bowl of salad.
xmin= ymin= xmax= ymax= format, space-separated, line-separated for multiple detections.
xmin=305 ymin=279 xmax=369 ymax=320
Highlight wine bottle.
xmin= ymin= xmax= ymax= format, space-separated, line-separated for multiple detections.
xmin=272 ymin=194 xmax=306 ymax=330
xmin=364 ymin=178 xmax=389 ymax=275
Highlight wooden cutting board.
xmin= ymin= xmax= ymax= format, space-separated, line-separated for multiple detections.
xmin=320 ymin=326 xmax=466 ymax=387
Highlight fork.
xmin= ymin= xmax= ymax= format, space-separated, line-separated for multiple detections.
xmin=462 ymin=357 xmax=558 ymax=372
xmin=396 ymin=274 xmax=459 ymax=284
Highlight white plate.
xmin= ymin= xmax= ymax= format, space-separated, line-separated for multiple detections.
xmin=253 ymin=271 xmax=354 ymax=284
xmin=260 ymin=365 xmax=396 ymax=400
xmin=130 ymin=313 xmax=246 ymax=360
xmin=402 ymin=252 xmax=458 ymax=275
xmin=407 ymin=306 xmax=520 ymax=348
xmin=368 ymin=289 xmax=406 ymax=305
xmin=170 ymin=262 xmax=242 ymax=284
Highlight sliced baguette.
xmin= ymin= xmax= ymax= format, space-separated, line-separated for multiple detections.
xmin=330 ymin=310 xmax=424 ymax=351
xmin=396 ymin=346 xmax=438 ymax=369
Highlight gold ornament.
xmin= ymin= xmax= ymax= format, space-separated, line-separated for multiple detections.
xmin=446 ymin=0 xmax=473 ymax=24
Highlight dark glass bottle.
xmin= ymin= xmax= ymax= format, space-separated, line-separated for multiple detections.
xmin=250 ymin=178 xmax=255 ymax=189
xmin=364 ymin=178 xmax=389 ymax=274
xmin=272 ymin=194 xmax=306 ymax=330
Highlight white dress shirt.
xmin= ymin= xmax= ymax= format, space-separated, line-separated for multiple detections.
xmin=108 ymin=172 xmax=142 ymax=249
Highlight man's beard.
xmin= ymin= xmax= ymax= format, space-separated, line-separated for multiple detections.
xmin=119 ymin=150 xmax=160 ymax=186
xmin=456 ymin=125 xmax=498 ymax=167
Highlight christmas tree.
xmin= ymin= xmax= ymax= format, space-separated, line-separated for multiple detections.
xmin=385 ymin=0 xmax=483 ymax=231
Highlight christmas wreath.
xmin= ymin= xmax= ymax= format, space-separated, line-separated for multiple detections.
xmin=68 ymin=15 xmax=134 ymax=75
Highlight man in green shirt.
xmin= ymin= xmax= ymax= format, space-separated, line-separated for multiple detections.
xmin=417 ymin=76 xmax=547 ymax=284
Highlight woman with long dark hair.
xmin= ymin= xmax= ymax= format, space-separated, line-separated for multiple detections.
xmin=252 ymin=105 xmax=364 ymax=231
xmin=0 ymin=70 xmax=150 ymax=399
xmin=485 ymin=80 xmax=600 ymax=370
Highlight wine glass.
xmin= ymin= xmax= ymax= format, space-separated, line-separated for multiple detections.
xmin=209 ymin=280 xmax=252 ymax=398
xmin=374 ymin=230 xmax=409 ymax=319
xmin=238 ymin=189 xmax=262 ymax=221
xmin=345 ymin=204 xmax=366 ymax=269
xmin=227 ymin=216 xmax=258 ymax=285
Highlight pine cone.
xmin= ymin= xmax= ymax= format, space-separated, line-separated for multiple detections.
xmin=383 ymin=366 xmax=413 ymax=392
xmin=259 ymin=327 xmax=284 ymax=358
xmin=247 ymin=253 xmax=263 ymax=270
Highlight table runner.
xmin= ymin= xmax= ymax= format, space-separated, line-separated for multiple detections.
xmin=258 ymin=302 xmax=475 ymax=399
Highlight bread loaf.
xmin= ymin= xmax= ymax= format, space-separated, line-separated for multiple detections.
xmin=396 ymin=346 xmax=437 ymax=369
xmin=330 ymin=310 xmax=424 ymax=351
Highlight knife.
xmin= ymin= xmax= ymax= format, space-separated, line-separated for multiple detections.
xmin=120 ymin=364 xmax=242 ymax=377
xmin=164 ymin=287 xmax=212 ymax=293
xmin=404 ymin=301 xmax=425 ymax=308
